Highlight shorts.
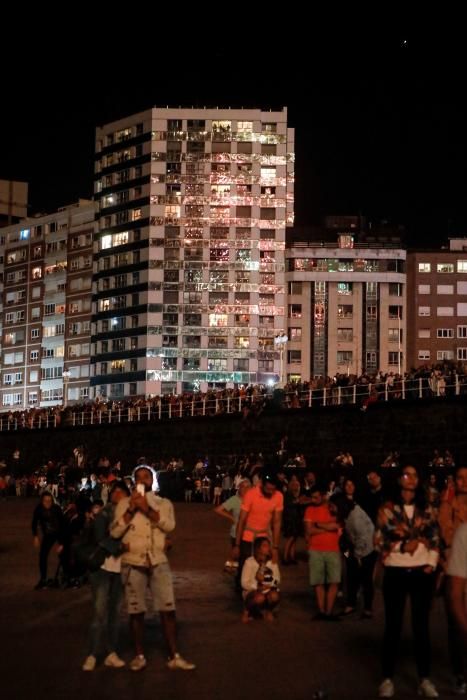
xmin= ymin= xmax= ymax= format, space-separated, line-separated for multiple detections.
xmin=122 ymin=562 xmax=176 ymax=614
xmin=308 ymin=550 xmax=341 ymax=586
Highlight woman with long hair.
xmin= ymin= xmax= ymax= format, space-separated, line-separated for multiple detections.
xmin=375 ymin=465 xmax=440 ymax=698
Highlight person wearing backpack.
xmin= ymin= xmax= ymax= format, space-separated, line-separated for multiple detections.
xmin=82 ymin=480 xmax=130 ymax=672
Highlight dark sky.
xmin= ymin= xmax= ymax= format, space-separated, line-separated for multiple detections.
xmin=1 ymin=16 xmax=465 ymax=247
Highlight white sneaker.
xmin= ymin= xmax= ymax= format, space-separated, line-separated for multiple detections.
xmin=418 ymin=679 xmax=439 ymax=698
xmin=82 ymin=655 xmax=96 ymax=672
xmin=379 ymin=679 xmax=395 ymax=698
xmin=167 ymin=653 xmax=196 ymax=671
xmin=104 ymin=652 xmax=125 ymax=668
xmin=129 ymin=655 xmax=147 ymax=672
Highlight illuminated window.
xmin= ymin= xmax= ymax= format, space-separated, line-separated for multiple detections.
xmin=289 ymin=328 xmax=302 ymax=340
xmin=337 ymin=283 xmax=353 ymax=295
xmin=418 ymin=263 xmax=431 ymax=273
xmin=288 ymin=304 xmax=302 ymax=319
xmin=337 ymin=305 xmax=353 ymax=319
xmin=437 ymin=263 xmax=454 ymax=273
xmin=458 ymin=261 xmax=467 ymax=273
xmin=113 ymin=231 xmax=129 ymax=246
xmin=100 ymin=236 xmax=112 ymax=250
xmin=209 ymin=313 xmax=228 ymax=327
xmin=32 ymin=267 xmax=42 ymax=279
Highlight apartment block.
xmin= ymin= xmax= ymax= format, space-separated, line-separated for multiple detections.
xmin=92 ymin=107 xmax=294 ymax=398
xmin=0 ymin=201 xmax=95 ymax=411
xmin=286 ymin=230 xmax=407 ymax=379
xmin=407 ymin=238 xmax=467 ymax=368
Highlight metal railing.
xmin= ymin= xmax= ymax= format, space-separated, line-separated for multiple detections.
xmin=0 ymin=374 xmax=466 ymax=432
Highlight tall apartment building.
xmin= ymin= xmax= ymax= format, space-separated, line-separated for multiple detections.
xmin=92 ymin=107 xmax=294 ymax=398
xmin=407 ymin=238 xmax=467 ymax=369
xmin=286 ymin=229 xmax=407 ymax=379
xmin=0 ymin=200 xmax=95 ymax=411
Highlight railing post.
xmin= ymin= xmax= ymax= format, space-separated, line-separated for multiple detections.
xmin=385 ymin=384 xmax=389 ymax=402
xmin=99 ymin=411 xmax=102 ymax=424
xmin=323 ymin=388 xmax=327 ymax=407
xmin=169 ymin=403 xmax=172 ymax=419
xmin=227 ymin=396 xmax=230 ymax=414
xmin=239 ymin=396 xmax=242 ymax=412
xmin=353 ymin=384 xmax=357 ymax=404
xmin=203 ymin=399 xmax=206 ymax=416
xmin=90 ymin=411 xmax=93 ymax=425
xmin=81 ymin=412 xmax=84 ymax=426
xmin=191 ymin=398 xmax=195 ymax=417
xmin=147 ymin=406 xmax=151 ymax=421
xmin=337 ymin=387 xmax=341 ymax=405
xmin=456 ymin=374 xmax=460 ymax=396
xmin=54 ymin=415 xmax=57 ymax=428
xmin=38 ymin=417 xmax=41 ymax=429
xmin=180 ymin=402 xmax=183 ymax=418
xmin=215 ymin=398 xmax=219 ymax=413
xmin=158 ymin=402 xmax=162 ymax=420
xmin=46 ymin=415 xmax=49 ymax=428
xmin=419 ymin=378 xmax=423 ymax=399
xmin=402 ymin=379 xmax=405 ymax=400
xmin=308 ymin=389 xmax=312 ymax=408
xmin=108 ymin=410 xmax=112 ymax=424
xmin=118 ymin=408 xmax=121 ymax=423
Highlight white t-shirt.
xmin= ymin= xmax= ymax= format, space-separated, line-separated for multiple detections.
xmin=101 ymin=555 xmax=122 ymax=573
xmin=241 ymin=557 xmax=280 ymax=598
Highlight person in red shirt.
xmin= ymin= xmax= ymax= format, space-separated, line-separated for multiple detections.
xmin=233 ymin=471 xmax=284 ymax=589
xmin=303 ymin=486 xmax=341 ymax=620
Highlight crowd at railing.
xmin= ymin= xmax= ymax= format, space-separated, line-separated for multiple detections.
xmin=1 ymin=364 xmax=467 ymax=432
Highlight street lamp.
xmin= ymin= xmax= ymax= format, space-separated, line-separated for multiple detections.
xmin=274 ymin=333 xmax=288 ymax=388
xmin=62 ymin=369 xmax=71 ymax=408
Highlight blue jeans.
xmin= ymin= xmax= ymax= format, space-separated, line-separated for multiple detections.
xmin=87 ymin=568 xmax=123 ymax=657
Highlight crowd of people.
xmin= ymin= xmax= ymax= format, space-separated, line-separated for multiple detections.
xmin=1 ymin=362 xmax=467 ymax=432
xmin=15 ymin=436 xmax=466 ymax=698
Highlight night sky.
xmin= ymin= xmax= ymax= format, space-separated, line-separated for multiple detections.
xmin=1 ymin=17 xmax=465 ymax=247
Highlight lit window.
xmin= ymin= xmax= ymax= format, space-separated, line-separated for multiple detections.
xmin=418 ymin=263 xmax=431 ymax=273
xmin=437 ymin=263 xmax=454 ymax=273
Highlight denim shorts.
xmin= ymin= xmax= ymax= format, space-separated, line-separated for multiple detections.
xmin=122 ymin=562 xmax=176 ymax=614
xmin=308 ymin=550 xmax=341 ymax=586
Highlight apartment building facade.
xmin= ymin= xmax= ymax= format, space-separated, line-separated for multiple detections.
xmin=285 ymin=234 xmax=407 ymax=380
xmin=0 ymin=201 xmax=95 ymax=411
xmin=407 ymin=238 xmax=467 ymax=369
xmin=92 ymin=107 xmax=294 ymax=398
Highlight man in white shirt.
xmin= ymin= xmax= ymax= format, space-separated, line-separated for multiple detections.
xmin=112 ymin=465 xmax=195 ymax=673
